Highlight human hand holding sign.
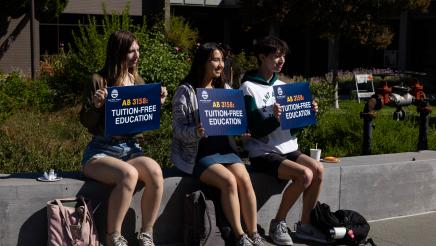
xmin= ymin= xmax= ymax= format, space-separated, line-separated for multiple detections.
xmin=160 ymin=86 xmax=168 ymax=105
xmin=197 ymin=123 xmax=206 ymax=138
xmin=312 ymin=99 xmax=319 ymax=113
xmin=93 ymin=88 xmax=108 ymax=108
xmin=273 ymin=102 xmax=282 ymax=121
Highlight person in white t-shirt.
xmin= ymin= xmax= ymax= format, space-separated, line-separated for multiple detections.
xmin=240 ymin=36 xmax=326 ymax=245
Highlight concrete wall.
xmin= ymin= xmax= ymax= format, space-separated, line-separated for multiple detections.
xmin=63 ymin=0 xmax=142 ymax=16
xmin=1 ymin=150 xmax=436 ymax=245
xmin=170 ymin=0 xmax=239 ymax=7
xmin=338 ymin=151 xmax=436 ymax=219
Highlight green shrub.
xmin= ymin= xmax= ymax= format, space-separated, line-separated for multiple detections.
xmin=165 ymin=16 xmax=199 ymax=52
xmin=0 ymin=72 xmax=54 ymax=122
xmin=138 ymin=29 xmax=191 ymax=96
xmin=297 ymin=100 xmax=436 ymax=157
xmin=310 ymin=78 xmax=335 ymax=117
xmin=40 ymin=51 xmax=81 ymax=106
xmin=232 ymin=50 xmax=258 ymax=87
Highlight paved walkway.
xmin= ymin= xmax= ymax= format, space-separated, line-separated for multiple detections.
xmin=262 ymin=211 xmax=436 ymax=246
xmin=365 ymin=211 xmax=436 ymax=246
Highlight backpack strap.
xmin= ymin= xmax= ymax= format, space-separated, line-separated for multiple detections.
xmin=54 ymin=198 xmax=78 ymax=242
xmin=361 ymin=237 xmax=377 ymax=246
xmin=202 ymin=197 xmax=214 ymax=246
xmin=201 ymin=189 xmax=228 ymax=246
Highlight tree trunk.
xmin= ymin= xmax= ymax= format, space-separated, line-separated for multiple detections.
xmin=328 ymin=38 xmax=340 ymax=109
xmin=30 ymin=0 xmax=36 ymax=79
xmin=164 ymin=0 xmax=171 ymax=33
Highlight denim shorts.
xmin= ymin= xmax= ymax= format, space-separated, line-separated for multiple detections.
xmin=193 ymin=153 xmax=242 ymax=178
xmin=81 ymin=136 xmax=144 ymax=165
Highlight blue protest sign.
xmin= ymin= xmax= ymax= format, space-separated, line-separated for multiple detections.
xmin=105 ymin=83 xmax=161 ymax=136
xmin=273 ymin=82 xmax=316 ymax=130
xmin=196 ymin=88 xmax=247 ymax=136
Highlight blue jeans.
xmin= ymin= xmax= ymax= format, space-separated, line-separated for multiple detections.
xmin=81 ymin=136 xmax=144 ymax=165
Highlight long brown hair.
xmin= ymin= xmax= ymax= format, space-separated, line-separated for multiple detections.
xmin=101 ymin=30 xmax=143 ymax=86
xmin=181 ymin=42 xmax=225 ymax=89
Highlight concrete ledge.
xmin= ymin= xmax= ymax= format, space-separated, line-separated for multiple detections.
xmin=1 ymin=150 xmax=436 ymax=245
xmin=338 ymin=151 xmax=436 ymax=219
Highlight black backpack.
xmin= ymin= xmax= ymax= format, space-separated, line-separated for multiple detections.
xmin=311 ymin=202 xmax=376 ymax=246
xmin=183 ymin=190 xmax=228 ymax=246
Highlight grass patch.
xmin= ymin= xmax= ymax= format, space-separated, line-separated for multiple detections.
xmin=0 ymin=106 xmax=90 ymax=173
xmin=0 ymin=100 xmax=435 ymax=173
xmin=298 ymin=100 xmax=436 ymax=157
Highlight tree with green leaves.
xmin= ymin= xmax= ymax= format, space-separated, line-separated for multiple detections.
xmin=240 ymin=0 xmax=430 ymax=48
xmin=239 ymin=0 xmax=431 ymax=108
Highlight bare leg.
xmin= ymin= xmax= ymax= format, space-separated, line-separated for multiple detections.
xmin=295 ymin=154 xmax=324 ymax=224
xmin=199 ymin=164 xmax=245 ymax=237
xmin=128 ymin=156 xmax=163 ymax=234
xmin=275 ymin=160 xmax=313 ymax=221
xmin=82 ymin=157 xmax=138 ymax=245
xmin=226 ymin=163 xmax=258 ymax=236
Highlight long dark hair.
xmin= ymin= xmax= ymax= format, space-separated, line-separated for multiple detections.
xmin=101 ymin=30 xmax=143 ymax=86
xmin=182 ymin=42 xmax=225 ymax=89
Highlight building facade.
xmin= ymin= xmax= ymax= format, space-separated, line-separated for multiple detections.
xmin=1 ymin=0 xmax=435 ymax=83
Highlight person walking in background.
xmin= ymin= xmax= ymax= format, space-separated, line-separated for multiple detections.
xmin=240 ymin=36 xmax=325 ymax=245
xmin=171 ymin=42 xmax=264 ymax=246
xmin=80 ymin=30 xmax=168 ymax=246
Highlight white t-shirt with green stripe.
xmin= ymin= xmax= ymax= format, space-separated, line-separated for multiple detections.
xmin=240 ymin=72 xmax=298 ymax=158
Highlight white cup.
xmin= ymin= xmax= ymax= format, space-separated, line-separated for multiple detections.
xmin=310 ymin=148 xmax=321 ymax=161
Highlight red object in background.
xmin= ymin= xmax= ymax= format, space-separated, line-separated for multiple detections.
xmin=410 ymin=79 xmax=426 ymax=101
xmin=347 ymin=229 xmax=355 ymax=239
xmin=375 ymin=81 xmax=392 ymax=105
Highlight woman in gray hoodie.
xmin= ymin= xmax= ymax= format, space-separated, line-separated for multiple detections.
xmin=171 ymin=43 xmax=263 ymax=246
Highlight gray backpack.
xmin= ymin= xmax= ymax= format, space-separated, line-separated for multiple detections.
xmin=183 ymin=190 xmax=227 ymax=246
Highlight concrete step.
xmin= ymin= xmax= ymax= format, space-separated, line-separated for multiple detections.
xmin=1 ymin=150 xmax=436 ymax=246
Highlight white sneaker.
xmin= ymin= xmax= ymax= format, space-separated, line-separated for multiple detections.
xmin=235 ymin=233 xmax=254 ymax=246
xmin=250 ymin=232 xmax=265 ymax=246
xmin=138 ymin=232 xmax=155 ymax=246
xmin=111 ymin=232 xmax=128 ymax=246
xmin=269 ymin=219 xmax=293 ymax=245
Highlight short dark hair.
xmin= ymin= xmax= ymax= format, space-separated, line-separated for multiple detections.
xmin=253 ymin=36 xmax=289 ymax=57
